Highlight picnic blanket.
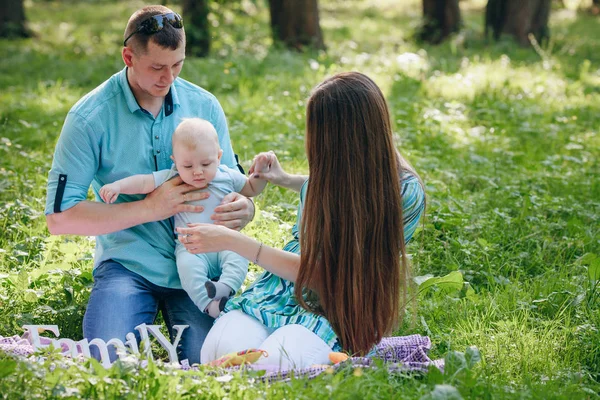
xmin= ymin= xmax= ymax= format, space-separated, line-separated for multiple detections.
xmin=0 ymin=333 xmax=444 ymax=382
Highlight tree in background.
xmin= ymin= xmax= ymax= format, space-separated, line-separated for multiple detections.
xmin=0 ymin=0 xmax=30 ymax=38
xmin=592 ymin=0 xmax=600 ymax=16
xmin=418 ymin=0 xmax=461 ymax=44
xmin=485 ymin=0 xmax=552 ymax=46
xmin=268 ymin=0 xmax=324 ymax=50
xmin=182 ymin=0 xmax=210 ymax=57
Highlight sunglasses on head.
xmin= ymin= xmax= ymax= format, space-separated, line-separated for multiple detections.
xmin=123 ymin=12 xmax=184 ymax=46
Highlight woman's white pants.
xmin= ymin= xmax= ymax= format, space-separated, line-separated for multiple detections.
xmin=200 ymin=310 xmax=332 ymax=370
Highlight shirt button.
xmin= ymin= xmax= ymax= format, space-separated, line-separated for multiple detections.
xmin=155 ymin=135 xmax=159 ymax=139
xmin=157 ymin=150 xmax=161 ymax=154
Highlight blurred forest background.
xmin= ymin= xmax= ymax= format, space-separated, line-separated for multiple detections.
xmin=0 ymin=0 xmax=599 ymax=398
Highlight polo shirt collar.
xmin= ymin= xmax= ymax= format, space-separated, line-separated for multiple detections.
xmin=169 ymin=80 xmax=180 ymax=110
xmin=165 ymin=82 xmax=179 ymax=117
xmin=120 ymin=68 xmax=141 ymax=114
xmin=119 ymin=67 xmax=180 ymax=117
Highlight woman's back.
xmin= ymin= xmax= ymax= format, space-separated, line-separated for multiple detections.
xmin=224 ymin=169 xmax=425 ymax=354
xmin=295 ymin=72 xmax=423 ymax=355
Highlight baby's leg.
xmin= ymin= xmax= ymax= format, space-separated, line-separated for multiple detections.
xmin=203 ymin=250 xmax=249 ymax=317
xmin=204 ymin=296 xmax=228 ymax=318
xmin=213 ymin=250 xmax=249 ymax=296
xmin=175 ymin=245 xmax=214 ymax=315
xmin=205 ymin=281 xmax=232 ymax=300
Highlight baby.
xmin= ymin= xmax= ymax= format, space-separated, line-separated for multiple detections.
xmin=100 ymin=118 xmax=267 ymax=317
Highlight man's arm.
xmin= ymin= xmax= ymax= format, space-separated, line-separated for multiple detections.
xmin=47 ymin=176 xmax=208 ymax=236
xmin=47 ymin=200 xmax=156 ymax=236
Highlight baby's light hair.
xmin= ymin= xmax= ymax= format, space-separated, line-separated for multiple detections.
xmin=172 ymin=118 xmax=220 ymax=151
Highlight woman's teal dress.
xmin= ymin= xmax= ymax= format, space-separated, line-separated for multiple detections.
xmin=224 ymin=173 xmax=425 ymax=351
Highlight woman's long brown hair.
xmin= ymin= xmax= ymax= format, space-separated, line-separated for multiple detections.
xmin=295 ymin=72 xmax=409 ymax=355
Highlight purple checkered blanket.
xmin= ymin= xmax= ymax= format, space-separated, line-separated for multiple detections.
xmin=0 ymin=333 xmax=443 ymax=382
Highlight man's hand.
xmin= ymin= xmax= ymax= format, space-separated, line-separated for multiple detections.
xmin=211 ymin=192 xmax=254 ymax=231
xmin=143 ymin=176 xmax=210 ymax=221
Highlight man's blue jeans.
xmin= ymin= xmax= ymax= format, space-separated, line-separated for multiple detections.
xmin=83 ymin=260 xmax=213 ymax=364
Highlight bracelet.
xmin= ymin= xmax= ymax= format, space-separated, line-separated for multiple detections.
xmin=254 ymin=242 xmax=263 ymax=264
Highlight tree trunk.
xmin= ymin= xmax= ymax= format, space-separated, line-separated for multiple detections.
xmin=419 ymin=0 xmax=461 ymax=44
xmin=182 ymin=0 xmax=210 ymax=57
xmin=0 ymin=0 xmax=30 ymax=38
xmin=592 ymin=0 xmax=600 ymax=16
xmin=485 ymin=0 xmax=551 ymax=46
xmin=268 ymin=0 xmax=325 ymax=51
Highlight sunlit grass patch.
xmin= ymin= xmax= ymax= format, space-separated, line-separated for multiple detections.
xmin=483 ymin=316 xmax=580 ymax=381
xmin=424 ymin=56 xmax=570 ymax=103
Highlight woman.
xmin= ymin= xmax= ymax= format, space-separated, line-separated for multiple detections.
xmin=177 ymin=72 xmax=425 ymax=369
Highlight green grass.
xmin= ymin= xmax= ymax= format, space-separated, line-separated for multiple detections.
xmin=1 ymin=0 xmax=599 ymax=398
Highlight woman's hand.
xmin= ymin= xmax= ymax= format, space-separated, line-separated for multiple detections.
xmin=178 ymin=223 xmax=301 ymax=282
xmin=177 ymin=223 xmax=235 ymax=254
xmin=211 ymin=192 xmax=255 ymax=231
xmin=249 ymin=151 xmax=308 ymax=192
xmin=249 ymin=151 xmax=288 ymax=186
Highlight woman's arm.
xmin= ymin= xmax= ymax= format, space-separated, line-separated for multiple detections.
xmin=267 ymin=174 xmax=308 ymax=193
xmin=248 ymin=151 xmax=307 ymax=193
xmin=176 ymin=223 xmax=300 ymax=282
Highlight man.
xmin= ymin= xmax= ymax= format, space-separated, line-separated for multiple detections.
xmin=44 ymin=5 xmax=254 ymax=364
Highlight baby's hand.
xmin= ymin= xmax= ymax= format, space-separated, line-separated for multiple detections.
xmin=249 ymin=151 xmax=286 ymax=186
xmin=254 ymin=155 xmax=271 ymax=174
xmin=249 ymin=152 xmax=273 ymax=178
xmin=100 ymin=183 xmax=121 ymax=204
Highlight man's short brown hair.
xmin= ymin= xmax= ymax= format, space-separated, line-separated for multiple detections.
xmin=124 ymin=5 xmax=185 ymax=53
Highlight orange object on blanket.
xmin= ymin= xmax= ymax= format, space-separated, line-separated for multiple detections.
xmin=208 ymin=349 xmax=268 ymax=367
xmin=328 ymin=352 xmax=349 ymax=364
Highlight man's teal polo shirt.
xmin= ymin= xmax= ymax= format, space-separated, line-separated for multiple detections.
xmin=45 ymin=68 xmax=238 ymax=289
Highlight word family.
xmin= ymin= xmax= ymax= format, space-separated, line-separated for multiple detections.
xmin=22 ymin=324 xmax=189 ymax=367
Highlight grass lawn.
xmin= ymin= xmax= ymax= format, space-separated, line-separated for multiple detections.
xmin=0 ymin=0 xmax=599 ymax=398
